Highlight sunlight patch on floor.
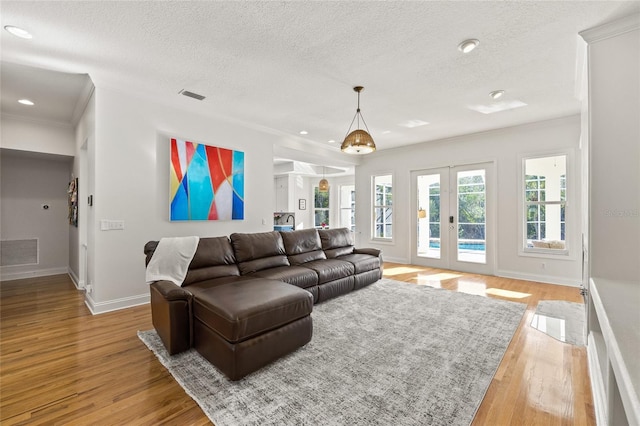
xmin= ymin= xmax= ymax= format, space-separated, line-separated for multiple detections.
xmin=486 ymin=288 xmax=531 ymax=299
xmin=384 ymin=266 xmax=424 ymax=276
xmin=412 ymin=272 xmax=463 ymax=288
xmin=456 ymin=280 xmax=487 ymax=296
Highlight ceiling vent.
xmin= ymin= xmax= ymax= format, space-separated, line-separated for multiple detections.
xmin=179 ymin=89 xmax=206 ymax=101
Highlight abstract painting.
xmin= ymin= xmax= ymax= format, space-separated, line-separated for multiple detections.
xmin=170 ymin=138 xmax=244 ymax=221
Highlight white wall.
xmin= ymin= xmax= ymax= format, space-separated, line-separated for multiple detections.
xmin=292 ymin=175 xmax=312 ymax=229
xmin=274 ymin=174 xmax=314 ymax=230
xmin=69 ymin=90 xmax=96 ymax=289
xmin=1 ymin=116 xmax=75 ymax=156
xmin=0 ymin=152 xmax=71 ymax=280
xmin=356 ymin=115 xmax=583 ymax=286
xmin=86 ymin=86 xmax=279 ymax=313
xmin=586 ymin=24 xmax=639 ymax=282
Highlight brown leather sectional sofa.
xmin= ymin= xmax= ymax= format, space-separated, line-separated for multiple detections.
xmin=144 ymin=227 xmax=383 ymax=380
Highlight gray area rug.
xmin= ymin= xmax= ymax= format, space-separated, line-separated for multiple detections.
xmin=139 ymin=278 xmax=526 ymax=426
xmin=531 ymin=300 xmax=586 ymax=346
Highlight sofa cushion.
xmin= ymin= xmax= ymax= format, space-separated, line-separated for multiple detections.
xmin=145 ymin=237 xmax=240 ymax=286
xmin=187 ymin=275 xmax=256 ymax=293
xmin=318 ymin=228 xmax=355 ymax=258
xmin=337 ymin=253 xmax=381 ymax=274
xmin=252 ymin=265 xmax=318 ymax=289
xmin=183 ymin=237 xmax=240 ymax=285
xmin=281 ymin=229 xmax=327 ymax=265
xmin=192 ymin=279 xmax=313 ymax=343
xmin=230 ymin=231 xmax=290 ymax=275
xmin=301 ymin=259 xmax=355 ymax=284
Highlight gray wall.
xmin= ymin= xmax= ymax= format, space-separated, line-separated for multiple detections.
xmin=1 ymin=151 xmax=72 ymax=280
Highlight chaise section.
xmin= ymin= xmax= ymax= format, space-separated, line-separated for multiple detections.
xmin=144 ymin=236 xmax=242 ymax=355
xmin=191 ymin=279 xmax=313 ymax=380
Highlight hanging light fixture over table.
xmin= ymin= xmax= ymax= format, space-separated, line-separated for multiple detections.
xmin=319 ymin=166 xmax=329 ymax=192
xmin=341 ymin=86 xmax=376 ymax=154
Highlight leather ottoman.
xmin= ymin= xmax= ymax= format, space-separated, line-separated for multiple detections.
xmin=190 ymin=279 xmax=313 ymax=381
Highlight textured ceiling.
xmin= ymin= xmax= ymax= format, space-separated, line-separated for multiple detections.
xmin=1 ymin=1 xmax=638 ymax=153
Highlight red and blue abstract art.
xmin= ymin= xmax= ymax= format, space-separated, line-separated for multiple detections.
xmin=170 ymin=138 xmax=244 ymax=221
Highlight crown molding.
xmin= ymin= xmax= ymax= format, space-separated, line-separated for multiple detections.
xmin=71 ymin=77 xmax=95 ymax=127
xmin=0 ymin=112 xmax=73 ymax=129
xmin=579 ymin=13 xmax=639 ymax=43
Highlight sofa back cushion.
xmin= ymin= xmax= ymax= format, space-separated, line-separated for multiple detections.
xmin=280 ymin=229 xmax=327 ymax=265
xmin=319 ymin=228 xmax=355 ymax=258
xmin=230 ymin=231 xmax=290 ymax=275
xmin=144 ymin=237 xmax=240 ymax=286
xmin=184 ymin=237 xmax=240 ymax=285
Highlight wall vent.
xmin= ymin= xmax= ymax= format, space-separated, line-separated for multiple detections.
xmin=1 ymin=239 xmax=39 ymax=266
xmin=179 ymin=89 xmax=206 ymax=101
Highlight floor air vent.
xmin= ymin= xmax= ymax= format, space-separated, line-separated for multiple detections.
xmin=1 ymin=239 xmax=38 ymax=266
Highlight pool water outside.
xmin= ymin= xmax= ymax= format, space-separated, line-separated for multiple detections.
xmin=429 ymin=241 xmax=486 ymax=251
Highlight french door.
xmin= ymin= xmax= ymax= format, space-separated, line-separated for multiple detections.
xmin=411 ymin=162 xmax=495 ymax=275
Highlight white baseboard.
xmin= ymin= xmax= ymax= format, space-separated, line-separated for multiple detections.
xmin=383 ymin=256 xmax=410 ymax=264
xmin=67 ymin=267 xmax=85 ymax=289
xmin=588 ymin=333 xmax=608 ymax=426
xmin=0 ymin=267 xmax=69 ymax=282
xmin=496 ymin=269 xmax=581 ymax=287
xmin=84 ymin=292 xmax=150 ymax=315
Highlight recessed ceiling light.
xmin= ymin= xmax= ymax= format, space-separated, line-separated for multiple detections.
xmin=4 ymin=25 xmax=32 ymax=39
xmin=489 ymin=90 xmax=505 ymax=100
xmin=457 ymin=39 xmax=479 ymax=53
xmin=299 ymin=130 xmax=308 ymax=135
xmin=382 ymin=130 xmax=391 ymax=134
xmin=398 ymin=119 xmax=429 ymax=128
xmin=328 ymin=139 xmax=336 ymax=143
xmin=18 ymin=99 xmax=35 ymax=106
xmin=468 ymin=100 xmax=527 ymax=114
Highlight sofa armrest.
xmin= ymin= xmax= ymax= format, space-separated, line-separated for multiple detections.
xmin=149 ymin=281 xmax=193 ymax=355
xmin=151 ymin=280 xmax=192 ymax=301
xmin=354 ymin=247 xmax=381 ymax=258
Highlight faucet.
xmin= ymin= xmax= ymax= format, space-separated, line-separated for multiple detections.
xmin=285 ymin=214 xmax=296 ymax=229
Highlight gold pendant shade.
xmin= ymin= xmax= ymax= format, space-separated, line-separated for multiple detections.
xmin=341 ymin=129 xmax=376 ymax=154
xmin=319 ymin=166 xmax=329 ymax=192
xmin=318 ymin=178 xmax=329 ymax=192
xmin=341 ymin=86 xmax=376 ymax=155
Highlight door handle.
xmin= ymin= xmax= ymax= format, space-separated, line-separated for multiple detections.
xmin=449 ymin=216 xmax=454 ymax=223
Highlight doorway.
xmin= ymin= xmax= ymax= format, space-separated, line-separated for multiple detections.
xmin=411 ymin=162 xmax=495 ymax=275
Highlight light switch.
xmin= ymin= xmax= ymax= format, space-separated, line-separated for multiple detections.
xmin=100 ymin=220 xmax=125 ymax=231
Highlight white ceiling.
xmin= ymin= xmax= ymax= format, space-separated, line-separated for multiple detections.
xmin=1 ymin=1 xmax=638 ymax=154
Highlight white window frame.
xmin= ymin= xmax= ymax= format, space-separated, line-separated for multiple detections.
xmin=339 ymin=184 xmax=356 ymax=232
xmin=313 ymin=185 xmax=330 ymax=228
xmin=372 ymin=174 xmax=393 ymax=241
xmin=519 ymin=152 xmax=572 ymax=258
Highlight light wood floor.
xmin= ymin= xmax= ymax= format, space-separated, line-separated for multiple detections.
xmin=1 ymin=265 xmax=595 ymax=425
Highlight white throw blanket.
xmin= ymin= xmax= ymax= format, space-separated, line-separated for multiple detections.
xmin=145 ymin=236 xmax=199 ymax=286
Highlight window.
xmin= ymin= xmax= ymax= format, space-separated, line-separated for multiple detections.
xmin=523 ymin=155 xmax=567 ymax=252
xmin=314 ymin=186 xmax=329 ymax=228
xmin=339 ymin=185 xmax=355 ymax=232
xmin=373 ymin=174 xmax=393 ymax=239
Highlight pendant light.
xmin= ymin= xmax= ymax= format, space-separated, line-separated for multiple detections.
xmin=341 ymin=86 xmax=376 ymax=155
xmin=319 ymin=166 xmax=329 ymax=192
